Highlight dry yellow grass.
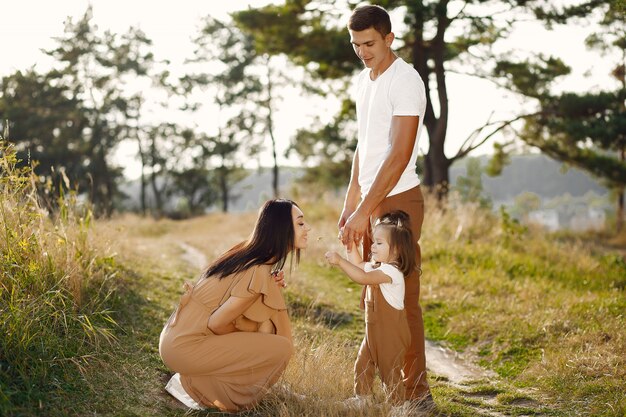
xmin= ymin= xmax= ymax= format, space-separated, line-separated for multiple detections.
xmin=65 ymin=193 xmax=626 ymax=416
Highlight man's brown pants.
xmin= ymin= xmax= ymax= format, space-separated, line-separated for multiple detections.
xmin=361 ymin=185 xmax=429 ymax=400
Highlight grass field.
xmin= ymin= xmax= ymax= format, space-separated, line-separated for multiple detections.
xmin=1 ymin=141 xmax=625 ymax=416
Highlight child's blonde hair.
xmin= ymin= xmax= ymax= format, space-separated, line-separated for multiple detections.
xmin=373 ymin=210 xmax=418 ymax=276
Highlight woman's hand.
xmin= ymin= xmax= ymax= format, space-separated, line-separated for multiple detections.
xmin=258 ymin=320 xmax=276 ymax=334
xmin=272 ymin=270 xmax=286 ymax=288
xmin=234 ymin=315 xmax=259 ymax=332
xmin=325 ymin=251 xmax=342 ymax=266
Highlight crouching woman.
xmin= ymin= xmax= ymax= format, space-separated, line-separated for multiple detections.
xmin=159 ymin=199 xmax=310 ymax=412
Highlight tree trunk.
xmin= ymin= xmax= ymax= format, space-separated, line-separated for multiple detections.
xmin=411 ymin=1 xmax=451 ymax=199
xmin=101 ymin=145 xmax=114 ymax=217
xmin=220 ymin=164 xmax=229 ymax=213
xmin=617 ymin=147 xmax=625 ymax=232
xmin=138 ymin=141 xmax=147 ymax=216
xmin=423 ymin=134 xmax=451 ymax=197
xmin=134 ymin=100 xmax=147 ymax=215
xmin=149 ymin=137 xmax=162 ymax=216
xmin=265 ymin=58 xmax=279 ymax=198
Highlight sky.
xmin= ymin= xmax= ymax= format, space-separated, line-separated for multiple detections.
xmin=1 ymin=0 xmax=617 ymax=179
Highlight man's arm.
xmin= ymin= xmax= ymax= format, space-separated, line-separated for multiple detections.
xmin=341 ymin=115 xmax=419 ymax=246
xmin=338 ymin=148 xmax=361 ymax=231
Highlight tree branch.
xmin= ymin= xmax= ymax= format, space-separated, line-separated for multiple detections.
xmin=451 ymin=112 xmax=542 ymax=162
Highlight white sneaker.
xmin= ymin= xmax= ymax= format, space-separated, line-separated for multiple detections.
xmin=342 ymin=395 xmax=372 ymax=409
xmin=275 ymin=383 xmax=307 ymax=401
xmin=164 ymin=373 xmax=205 ymax=410
xmin=390 ymin=400 xmax=415 ymax=417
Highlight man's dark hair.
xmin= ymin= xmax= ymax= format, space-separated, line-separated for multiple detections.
xmin=348 ymin=5 xmax=392 ymax=37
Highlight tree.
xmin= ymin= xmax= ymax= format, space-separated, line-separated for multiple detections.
xmin=234 ymin=0 xmax=610 ymax=198
xmin=287 ymin=97 xmax=357 ymax=189
xmin=260 ymin=55 xmax=283 ymax=198
xmin=170 ymin=166 xmax=217 ymax=217
xmin=0 ymin=7 xmax=158 ymax=216
xmin=180 ymin=16 xmax=264 ymax=211
xmin=118 ymin=29 xmax=168 ymax=216
xmin=454 ymin=157 xmax=492 ymax=208
xmin=44 ymin=8 xmax=158 ymax=215
xmin=512 ymin=191 xmax=542 ymax=220
xmin=0 ymin=70 xmax=87 ymax=209
xmin=494 ymin=1 xmax=626 ymax=229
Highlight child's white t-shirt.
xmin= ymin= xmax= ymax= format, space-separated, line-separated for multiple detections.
xmin=364 ymin=262 xmax=405 ymax=310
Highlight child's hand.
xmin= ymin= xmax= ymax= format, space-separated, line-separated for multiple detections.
xmin=325 ymin=251 xmax=342 ymax=265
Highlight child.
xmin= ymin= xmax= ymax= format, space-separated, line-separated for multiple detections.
xmin=325 ymin=210 xmax=418 ymax=405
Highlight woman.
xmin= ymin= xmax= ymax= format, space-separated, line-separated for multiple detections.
xmin=159 ymin=199 xmax=310 ymax=412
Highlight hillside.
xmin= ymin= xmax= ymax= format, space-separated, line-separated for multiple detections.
xmin=119 ymin=154 xmax=609 ymax=214
xmin=449 ymin=154 xmax=608 ymax=204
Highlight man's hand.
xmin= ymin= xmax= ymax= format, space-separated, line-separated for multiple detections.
xmin=272 ymin=270 xmax=286 ymax=288
xmin=337 ymin=207 xmax=354 ymax=232
xmin=341 ymin=209 xmax=370 ymax=250
xmin=325 ymin=251 xmax=342 ymax=266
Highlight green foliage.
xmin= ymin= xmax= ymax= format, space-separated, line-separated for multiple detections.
xmin=422 ymin=199 xmax=625 ymax=416
xmin=485 ymin=142 xmax=512 ymax=177
xmin=493 ymin=0 xmax=626 ymax=230
xmin=288 ymin=97 xmax=357 ymax=189
xmin=0 ymin=140 xmax=119 ymax=414
xmin=235 ymin=0 xmax=611 ymax=194
xmin=170 ymin=167 xmax=217 ymax=218
xmin=233 ymin=1 xmax=358 ymax=79
xmin=499 ymin=205 xmax=528 ymax=244
xmin=520 ymin=89 xmax=626 ymax=188
xmin=453 ymin=158 xmax=492 ymax=208
xmin=0 ymin=7 xmax=156 ymax=216
xmin=181 ymin=16 xmax=273 ymax=211
xmin=510 ymin=191 xmax=542 ymax=220
xmin=494 ymin=55 xmax=570 ymax=98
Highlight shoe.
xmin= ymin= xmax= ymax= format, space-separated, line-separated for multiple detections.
xmin=411 ymin=393 xmax=437 ymax=414
xmin=390 ymin=400 xmax=414 ymax=417
xmin=342 ymin=395 xmax=372 ymax=410
xmin=274 ymin=383 xmax=307 ymax=401
xmin=164 ymin=373 xmax=205 ymax=410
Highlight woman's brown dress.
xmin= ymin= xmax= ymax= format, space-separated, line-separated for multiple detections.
xmin=159 ymin=264 xmax=293 ymax=412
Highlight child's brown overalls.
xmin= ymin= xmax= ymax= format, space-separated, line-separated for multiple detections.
xmin=354 ymin=283 xmax=410 ymax=404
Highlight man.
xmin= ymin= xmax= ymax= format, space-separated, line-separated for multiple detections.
xmin=338 ymin=4 xmax=433 ymax=407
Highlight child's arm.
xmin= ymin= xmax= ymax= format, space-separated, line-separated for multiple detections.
xmin=325 ymin=251 xmax=392 ymax=285
xmin=346 ymin=239 xmax=366 ymax=269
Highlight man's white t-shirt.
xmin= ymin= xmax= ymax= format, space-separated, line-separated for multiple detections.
xmin=364 ymin=262 xmax=405 ymax=310
xmin=353 ymin=57 xmax=427 ymax=197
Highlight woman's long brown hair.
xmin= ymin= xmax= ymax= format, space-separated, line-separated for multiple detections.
xmin=203 ymin=199 xmax=300 ymax=279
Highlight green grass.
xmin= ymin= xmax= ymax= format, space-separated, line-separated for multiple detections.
xmin=419 ymin=201 xmax=625 ymax=416
xmin=0 ymin=141 xmax=120 ymax=415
